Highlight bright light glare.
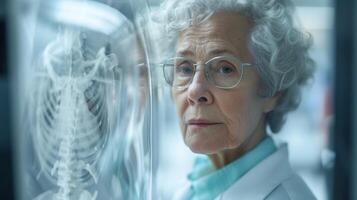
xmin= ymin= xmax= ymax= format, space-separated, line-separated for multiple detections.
xmin=42 ymin=0 xmax=131 ymax=35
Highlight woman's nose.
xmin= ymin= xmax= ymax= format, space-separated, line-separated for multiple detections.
xmin=187 ymin=69 xmax=213 ymax=105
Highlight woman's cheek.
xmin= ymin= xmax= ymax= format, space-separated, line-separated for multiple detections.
xmin=225 ymin=113 xmax=246 ymax=148
xmin=180 ymin=120 xmax=187 ymax=138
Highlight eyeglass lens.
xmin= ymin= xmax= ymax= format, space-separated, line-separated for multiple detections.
xmin=163 ymin=56 xmax=243 ymax=88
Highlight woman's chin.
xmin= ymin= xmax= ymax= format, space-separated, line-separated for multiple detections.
xmin=185 ymin=136 xmax=222 ymax=155
xmin=189 ymin=145 xmax=216 ymax=154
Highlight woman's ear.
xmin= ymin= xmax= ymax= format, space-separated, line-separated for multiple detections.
xmin=262 ymin=91 xmax=284 ymax=113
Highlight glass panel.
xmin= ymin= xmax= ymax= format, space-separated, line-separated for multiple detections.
xmin=12 ymin=0 xmax=158 ymax=199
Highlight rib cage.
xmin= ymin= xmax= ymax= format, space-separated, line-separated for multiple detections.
xmin=33 ymin=29 xmax=118 ymax=200
xmin=36 ymin=80 xmax=106 ymax=185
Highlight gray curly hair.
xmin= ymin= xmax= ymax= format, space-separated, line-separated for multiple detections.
xmin=156 ymin=0 xmax=315 ymax=133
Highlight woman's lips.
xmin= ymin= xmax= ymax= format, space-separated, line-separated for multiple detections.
xmin=187 ymin=119 xmax=222 ymax=128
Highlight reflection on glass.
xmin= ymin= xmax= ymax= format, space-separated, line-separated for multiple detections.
xmin=15 ymin=0 xmax=155 ymax=199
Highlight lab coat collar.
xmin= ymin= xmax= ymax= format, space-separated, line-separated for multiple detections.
xmin=217 ymin=143 xmax=293 ymax=200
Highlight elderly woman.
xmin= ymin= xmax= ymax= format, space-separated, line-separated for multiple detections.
xmin=158 ymin=0 xmax=316 ymax=199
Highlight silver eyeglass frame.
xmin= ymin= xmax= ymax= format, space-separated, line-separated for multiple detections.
xmin=161 ymin=55 xmax=252 ymax=90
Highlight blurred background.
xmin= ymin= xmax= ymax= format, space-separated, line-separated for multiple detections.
xmin=0 ymin=0 xmax=14 ymax=199
xmin=0 ymin=0 xmax=356 ymax=200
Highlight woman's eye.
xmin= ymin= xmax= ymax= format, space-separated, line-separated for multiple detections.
xmin=176 ymin=63 xmax=194 ymax=76
xmin=217 ymin=63 xmax=236 ymax=74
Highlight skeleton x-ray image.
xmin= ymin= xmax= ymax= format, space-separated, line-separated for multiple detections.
xmin=14 ymin=0 xmax=160 ymax=199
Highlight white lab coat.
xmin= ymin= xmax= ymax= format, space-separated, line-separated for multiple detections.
xmin=173 ymin=142 xmax=317 ymax=200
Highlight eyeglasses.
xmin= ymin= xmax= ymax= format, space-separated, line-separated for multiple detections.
xmin=162 ymin=55 xmax=252 ymax=89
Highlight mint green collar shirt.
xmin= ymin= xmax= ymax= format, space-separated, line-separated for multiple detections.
xmin=184 ymin=136 xmax=277 ymax=200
